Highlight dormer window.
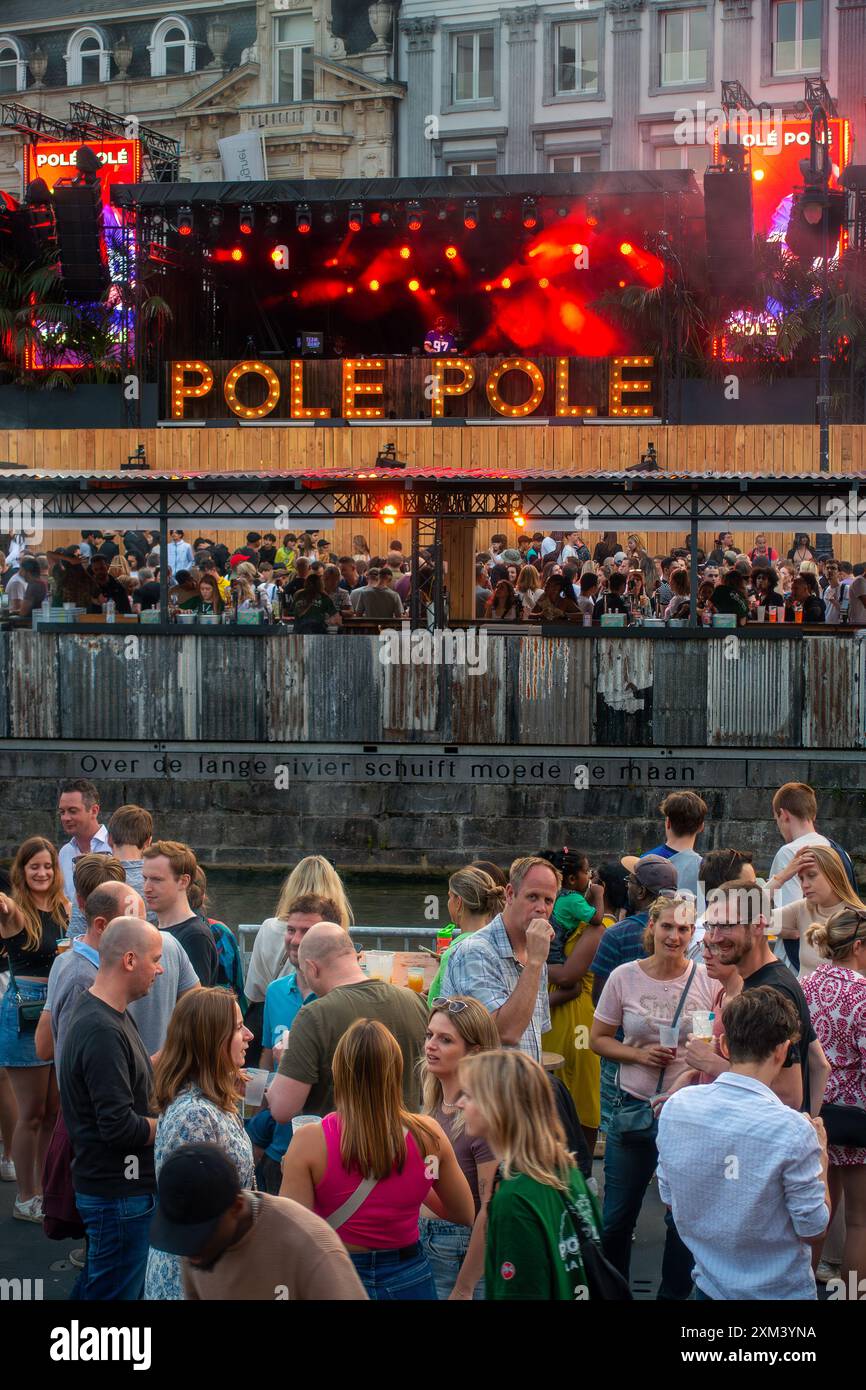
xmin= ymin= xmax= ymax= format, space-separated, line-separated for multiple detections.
xmin=150 ymin=16 xmax=196 ymax=77
xmin=0 ymin=37 xmax=26 ymax=94
xmin=66 ymin=27 xmax=111 ymax=86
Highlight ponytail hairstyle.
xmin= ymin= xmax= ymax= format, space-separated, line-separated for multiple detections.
xmin=806 ymin=905 xmax=866 ymax=961
xmin=448 ymin=866 xmax=506 ymax=922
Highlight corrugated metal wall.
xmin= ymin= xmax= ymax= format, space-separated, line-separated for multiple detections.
xmin=1 ymin=631 xmax=862 ymax=749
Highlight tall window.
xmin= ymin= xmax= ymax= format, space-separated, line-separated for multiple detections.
xmin=554 ymin=21 xmax=599 ymax=95
xmin=659 ymin=7 xmax=708 ymax=85
xmin=772 ymin=0 xmax=820 ymax=74
xmin=274 ymin=15 xmax=314 ymax=102
xmin=656 ymin=145 xmax=711 ymax=174
xmin=150 ymin=17 xmax=196 ymax=77
xmin=550 ymin=153 xmax=602 ymax=173
xmin=66 ymin=27 xmax=111 ymax=85
xmin=447 ymin=158 xmax=497 ymax=176
xmin=451 ymin=30 xmax=494 ymax=103
xmin=0 ymin=38 xmax=25 ymax=94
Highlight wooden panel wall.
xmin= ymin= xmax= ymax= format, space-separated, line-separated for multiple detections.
xmin=3 ymin=425 xmax=865 ymax=562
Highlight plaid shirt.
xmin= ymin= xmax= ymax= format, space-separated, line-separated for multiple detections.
xmin=439 ymin=914 xmax=550 ymax=1061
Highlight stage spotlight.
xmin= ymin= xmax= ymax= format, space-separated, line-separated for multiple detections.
xmin=399 ymin=245 xmax=411 ymax=259
xmin=266 ymin=207 xmax=280 ymax=226
xmin=752 ymin=168 xmax=765 ymax=182
xmin=209 ymin=208 xmax=223 ymax=229
xmin=522 ymin=198 xmax=538 ymax=230
xmin=463 ymin=199 xmax=479 ymax=230
xmin=501 ymin=276 xmax=512 ymax=289
xmin=571 ymin=243 xmax=583 ymax=255
xmin=436 ymin=207 xmax=448 ymax=221
xmin=230 ymin=247 xmax=244 ymax=262
xmin=375 ymin=443 xmax=407 ymax=470
xmin=380 ymin=210 xmax=392 ymax=224
xmin=296 ymin=203 xmax=312 ymax=234
xmin=323 ymin=206 xmax=335 ymax=224
xmin=177 ymin=205 xmax=193 ymax=236
xmin=586 ymin=200 xmax=600 ymax=228
xmin=557 ymin=206 xmax=569 ymax=218
xmin=348 ymin=202 xmax=364 ymax=232
xmin=493 ymin=207 xmax=504 ymax=221
xmin=445 ymin=245 xmax=457 ymax=260
xmin=369 ymin=279 xmax=380 ymax=291
xmin=620 ymin=242 xmax=633 ymax=256
xmin=271 ymin=244 xmax=289 ymax=270
xmin=239 ymin=204 xmax=254 ymax=234
xmin=538 ymin=277 xmax=549 ymax=289
xmin=619 ymin=279 xmax=626 ymax=288
xmin=484 ymin=283 xmax=492 ymax=292
xmin=407 ymin=201 xmax=423 ymax=231
xmin=408 ymin=279 xmax=420 ymax=292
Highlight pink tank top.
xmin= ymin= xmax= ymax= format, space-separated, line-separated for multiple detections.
xmin=313 ymin=1112 xmax=433 ymax=1248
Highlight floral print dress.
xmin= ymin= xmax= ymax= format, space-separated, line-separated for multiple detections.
xmin=803 ymin=962 xmax=866 ymax=1167
xmin=144 ymin=1083 xmax=255 ymax=1300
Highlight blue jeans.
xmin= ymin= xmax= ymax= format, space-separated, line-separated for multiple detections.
xmin=349 ymin=1244 xmax=437 ymax=1301
xmin=602 ymin=1092 xmax=694 ymax=1300
xmin=72 ymin=1191 xmax=156 ymax=1301
xmin=419 ymin=1216 xmax=485 ymax=1301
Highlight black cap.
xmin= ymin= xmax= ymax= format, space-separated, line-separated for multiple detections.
xmin=149 ymin=1143 xmax=241 ymax=1257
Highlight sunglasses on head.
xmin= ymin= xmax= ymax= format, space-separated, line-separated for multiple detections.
xmin=430 ymin=998 xmax=468 ymax=1015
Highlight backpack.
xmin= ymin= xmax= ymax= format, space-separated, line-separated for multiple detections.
xmin=209 ymin=919 xmax=248 ymax=1011
xmin=824 ymin=837 xmax=860 ymax=897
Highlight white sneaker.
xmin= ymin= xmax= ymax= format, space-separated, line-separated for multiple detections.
xmin=0 ymin=1156 xmax=15 ymax=1181
xmin=816 ymin=1260 xmax=841 ymax=1285
xmin=12 ymin=1195 xmax=43 ymax=1223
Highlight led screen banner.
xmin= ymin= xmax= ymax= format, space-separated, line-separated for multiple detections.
xmin=24 ymin=140 xmax=141 ymax=370
xmin=722 ymin=118 xmax=850 ymax=250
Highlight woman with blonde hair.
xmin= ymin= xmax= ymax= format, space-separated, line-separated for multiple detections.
xmin=108 ymin=554 xmax=130 ymax=580
xmin=281 ymin=1018 xmax=474 ymax=1299
xmin=458 ymin=1049 xmax=604 ymax=1299
xmin=144 ymin=988 xmax=254 ymax=1299
xmin=803 ymin=907 xmax=866 ymax=1284
xmin=768 ymin=845 xmax=865 ymax=978
xmin=515 ymin=564 xmax=544 ymax=614
xmin=0 ymin=837 xmax=69 ymax=1220
xmin=428 ymin=866 xmax=506 ymax=1004
xmin=591 ymin=891 xmax=714 ymax=1294
xmin=419 ymin=996 xmax=500 ymax=1299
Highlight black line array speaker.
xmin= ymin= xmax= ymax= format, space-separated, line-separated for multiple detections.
xmin=703 ymin=167 xmax=755 ymax=301
xmin=52 ymin=180 xmax=110 ymax=300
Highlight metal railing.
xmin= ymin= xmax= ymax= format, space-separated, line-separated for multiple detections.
xmin=238 ymin=922 xmax=439 ymax=972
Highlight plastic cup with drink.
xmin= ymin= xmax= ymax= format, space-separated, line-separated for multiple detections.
xmin=690 ymin=1010 xmax=715 ymax=1041
xmin=406 ymin=968 xmax=425 ymax=994
xmin=657 ymin=1023 xmax=680 ymax=1055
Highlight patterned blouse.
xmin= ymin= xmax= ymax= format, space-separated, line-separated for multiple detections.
xmin=803 ymin=962 xmax=866 ymax=1167
xmin=144 ymin=1083 xmax=255 ymax=1300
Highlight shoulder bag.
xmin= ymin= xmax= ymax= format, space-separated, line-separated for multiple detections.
xmin=819 ymin=1103 xmax=866 ymax=1148
xmin=325 ymin=1126 xmax=409 ymax=1232
xmin=562 ymin=1190 xmax=633 ymax=1301
xmin=608 ymin=962 xmax=698 ymax=1148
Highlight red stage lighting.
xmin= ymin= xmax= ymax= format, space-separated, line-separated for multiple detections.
xmin=408 ymin=279 xmax=420 ymax=292
xmin=369 ymin=279 xmax=380 ymax=291
xmin=346 ymin=285 xmax=355 ymax=294
xmin=463 ymin=199 xmax=478 ymax=230
xmin=348 ymin=203 xmax=363 ymax=232
xmin=407 ymin=201 xmax=423 ymax=232
xmin=522 ymin=198 xmax=538 ymax=230
xmin=239 ymin=205 xmax=254 ymax=235
xmin=177 ymin=205 xmax=193 ymax=236
xmin=399 ymin=245 xmax=411 ymax=259
xmin=619 ymin=279 xmax=626 ymax=288
xmin=230 ymin=247 xmax=244 ymax=262
xmin=586 ymin=214 xmax=598 ymax=229
xmin=620 ymin=242 xmax=633 ymax=256
xmin=752 ymin=168 xmax=765 ymax=182
xmin=296 ymin=203 xmax=312 ymax=234
xmin=445 ymin=245 xmax=457 ymax=260
xmin=572 ymin=243 xmax=584 ymax=255
xmin=484 ymin=283 xmax=492 ymax=292
xmin=538 ymin=277 xmax=550 ymax=289
xmin=501 ymin=276 xmax=512 ymax=289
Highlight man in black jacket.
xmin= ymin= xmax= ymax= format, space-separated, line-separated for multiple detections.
xmin=58 ymin=917 xmax=163 ymax=1300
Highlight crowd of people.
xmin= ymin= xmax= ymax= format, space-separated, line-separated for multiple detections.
xmin=2 ymin=525 xmax=865 ymax=630
xmin=1 ymin=776 xmax=864 ymax=1301
xmin=475 ymin=529 xmax=866 ymax=625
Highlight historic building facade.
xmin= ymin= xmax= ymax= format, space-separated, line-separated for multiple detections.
xmin=397 ymin=1 xmax=864 ymax=177
xmin=0 ymin=0 xmax=405 ymax=195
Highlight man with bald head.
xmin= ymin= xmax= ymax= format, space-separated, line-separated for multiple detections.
xmin=58 ymin=918 xmax=163 ymax=1300
xmin=267 ymin=921 xmax=428 ymax=1126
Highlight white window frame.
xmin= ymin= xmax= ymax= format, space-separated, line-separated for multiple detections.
xmin=655 ymin=144 xmax=711 ymax=173
xmin=450 ymin=29 xmax=495 ymax=105
xmin=272 ymin=17 xmax=315 ymax=104
xmin=771 ymin=0 xmax=821 ymax=75
xmin=659 ymin=6 xmax=709 ymax=87
xmin=65 ymin=26 xmax=111 ymax=86
xmin=549 ymin=152 xmax=602 ymax=174
xmin=149 ymin=16 xmax=197 ymax=78
xmin=446 ymin=158 xmax=498 ymax=176
xmin=553 ymin=20 xmax=600 ymax=97
xmin=0 ymin=36 xmax=26 ymax=94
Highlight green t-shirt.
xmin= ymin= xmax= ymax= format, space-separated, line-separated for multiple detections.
xmin=485 ymin=1168 xmax=603 ymax=1301
xmin=276 ymin=979 xmax=428 ymax=1115
xmin=427 ymin=928 xmax=470 ymax=1005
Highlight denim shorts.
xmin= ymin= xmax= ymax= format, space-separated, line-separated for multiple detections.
xmin=0 ymin=977 xmax=50 ymax=1068
xmin=349 ymin=1244 xmax=438 ymax=1301
xmin=419 ymin=1216 xmax=485 ymax=1301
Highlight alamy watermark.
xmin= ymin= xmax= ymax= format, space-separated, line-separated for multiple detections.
xmin=1 ymin=499 xmax=43 ymax=545
xmin=824 ymin=491 xmax=866 ymax=535
xmin=378 ymin=627 xmax=488 ymax=675
xmin=674 ymin=102 xmax=785 ymax=153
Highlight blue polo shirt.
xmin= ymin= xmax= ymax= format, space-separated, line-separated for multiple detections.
xmin=590 ymin=911 xmax=649 ymax=984
xmin=252 ymin=972 xmax=316 ymax=1163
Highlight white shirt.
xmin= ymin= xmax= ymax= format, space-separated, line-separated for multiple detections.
xmin=656 ymin=1072 xmax=827 ymax=1300
xmin=244 ymin=917 xmax=292 ymax=1003
xmin=58 ymin=824 xmax=112 ymax=903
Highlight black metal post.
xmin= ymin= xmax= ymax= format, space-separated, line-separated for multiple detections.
xmin=410 ymin=516 xmax=420 ymax=630
xmin=818 ymin=199 xmax=830 ymax=471
xmin=689 ymin=502 xmax=699 ymax=627
xmin=159 ymin=489 xmax=169 ymax=625
xmin=433 ymin=519 xmax=446 ymax=630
